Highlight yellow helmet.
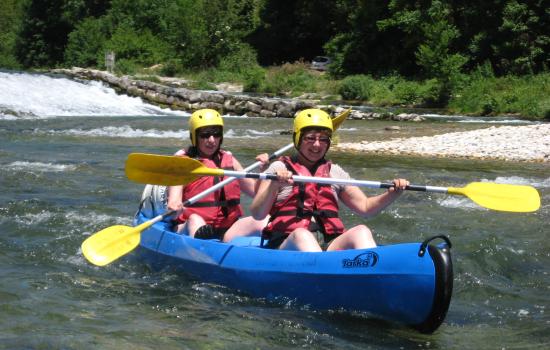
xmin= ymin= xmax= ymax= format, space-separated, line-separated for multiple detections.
xmin=293 ymin=109 xmax=333 ymax=147
xmin=189 ymin=109 xmax=224 ymax=146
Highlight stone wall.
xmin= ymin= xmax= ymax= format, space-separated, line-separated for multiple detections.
xmin=52 ymin=68 xmax=316 ymax=118
xmin=52 ymin=67 xmax=424 ymax=121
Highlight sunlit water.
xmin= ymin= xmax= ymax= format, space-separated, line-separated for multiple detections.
xmin=0 ymin=72 xmax=548 ymax=349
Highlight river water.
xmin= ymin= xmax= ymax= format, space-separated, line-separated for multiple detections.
xmin=1 ymin=71 xmax=548 ymax=349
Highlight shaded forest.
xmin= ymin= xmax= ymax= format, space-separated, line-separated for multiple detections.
xmin=1 ymin=0 xmax=548 ymax=117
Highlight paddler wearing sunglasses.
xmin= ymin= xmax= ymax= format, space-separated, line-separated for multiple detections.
xmin=168 ymin=109 xmax=269 ymax=242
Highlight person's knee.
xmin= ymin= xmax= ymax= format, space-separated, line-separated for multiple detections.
xmin=355 ymin=224 xmax=372 ymax=234
xmin=356 ymin=225 xmax=376 ymax=247
xmin=289 ymin=228 xmax=317 ymax=244
xmin=253 ymin=217 xmax=269 ymax=231
xmin=342 ymin=225 xmax=376 ymax=249
xmin=285 ymin=228 xmax=321 ymax=251
xmin=188 ymin=213 xmax=204 ymax=225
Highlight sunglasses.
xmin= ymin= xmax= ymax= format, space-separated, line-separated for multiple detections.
xmin=198 ymin=131 xmax=222 ymax=139
xmin=302 ymin=135 xmax=331 ymax=144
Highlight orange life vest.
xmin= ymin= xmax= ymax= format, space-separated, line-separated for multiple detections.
xmin=175 ymin=149 xmax=242 ymax=229
xmin=262 ymin=156 xmax=345 ymax=239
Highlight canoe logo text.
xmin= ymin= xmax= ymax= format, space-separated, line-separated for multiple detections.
xmin=342 ymin=252 xmax=379 ymax=268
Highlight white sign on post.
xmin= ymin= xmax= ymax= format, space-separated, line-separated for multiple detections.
xmin=105 ymin=51 xmax=115 ymax=73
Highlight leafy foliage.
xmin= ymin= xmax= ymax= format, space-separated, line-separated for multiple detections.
xmin=449 ymin=72 xmax=550 ymax=118
xmin=339 ymin=74 xmax=443 ymax=106
xmin=7 ymin=0 xmax=548 ymax=77
xmin=261 ymin=62 xmax=318 ymax=96
xmin=339 ymin=75 xmax=375 ymax=100
xmin=105 ymin=24 xmax=172 ymax=67
xmin=2 ymin=0 xmax=548 ymax=117
xmin=64 ymin=17 xmax=108 ymax=67
xmin=0 ymin=0 xmax=23 ymax=68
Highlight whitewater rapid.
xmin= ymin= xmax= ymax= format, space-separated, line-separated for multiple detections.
xmin=0 ymin=71 xmax=185 ymax=119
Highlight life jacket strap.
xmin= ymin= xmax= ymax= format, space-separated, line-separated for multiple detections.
xmin=186 ymin=198 xmax=240 ymax=208
xmin=274 ymin=209 xmax=339 ymax=218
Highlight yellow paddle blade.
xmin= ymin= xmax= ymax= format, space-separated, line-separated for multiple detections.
xmin=82 ymin=225 xmax=141 ymax=266
xmin=332 ymin=108 xmax=351 ymax=130
xmin=448 ymin=182 xmax=541 ymax=212
xmin=125 ymin=153 xmax=224 ymax=185
xmin=81 ymin=217 xmax=158 ymax=266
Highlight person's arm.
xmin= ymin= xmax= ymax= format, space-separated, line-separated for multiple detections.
xmin=234 ymin=153 xmax=269 ymax=197
xmin=166 ymin=149 xmax=187 ymax=212
xmin=340 ymin=179 xmax=408 ymax=218
xmin=249 ymin=162 xmax=291 ymax=220
xmin=167 ymin=185 xmax=184 ymax=211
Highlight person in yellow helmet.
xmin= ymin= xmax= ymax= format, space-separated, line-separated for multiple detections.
xmin=250 ymin=108 xmax=409 ymax=251
xmin=168 ymin=109 xmax=269 ymax=242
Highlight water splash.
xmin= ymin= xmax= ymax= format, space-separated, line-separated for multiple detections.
xmin=487 ymin=176 xmax=550 ymax=188
xmin=36 ymin=126 xmax=188 ymax=139
xmin=0 ymin=71 xmax=185 ymax=118
xmin=224 ymin=128 xmax=282 ymax=139
xmin=32 ymin=126 xmax=281 ymax=139
xmin=6 ymin=161 xmax=78 ymax=172
xmin=438 ymin=196 xmax=482 ymax=210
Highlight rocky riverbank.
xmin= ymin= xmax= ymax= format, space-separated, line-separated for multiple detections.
xmin=336 ymin=124 xmax=550 ymax=162
xmin=51 ymin=68 xmax=548 ymax=163
xmin=51 ymin=67 xmax=424 ymax=121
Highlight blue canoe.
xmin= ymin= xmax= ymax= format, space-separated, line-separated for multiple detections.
xmin=134 ymin=212 xmax=453 ymax=333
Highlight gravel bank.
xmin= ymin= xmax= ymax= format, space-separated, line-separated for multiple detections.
xmin=336 ymin=124 xmax=550 ymax=162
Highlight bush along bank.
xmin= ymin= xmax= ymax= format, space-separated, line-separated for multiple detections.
xmin=338 ymin=72 xmax=550 ymax=120
xmin=52 ymin=67 xmax=426 ymax=122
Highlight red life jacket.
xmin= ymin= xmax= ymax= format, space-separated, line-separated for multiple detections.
xmin=262 ymin=156 xmax=345 ymax=239
xmin=175 ymin=149 xmax=242 ymax=229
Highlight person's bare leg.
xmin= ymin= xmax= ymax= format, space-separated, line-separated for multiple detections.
xmin=185 ymin=213 xmax=207 ymax=237
xmin=326 ymin=225 xmax=376 ymax=251
xmin=222 ymin=215 xmax=269 ymax=243
xmin=279 ymin=228 xmax=322 ymax=252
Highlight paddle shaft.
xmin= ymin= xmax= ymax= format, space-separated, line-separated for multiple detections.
xmin=181 ymin=143 xmax=294 ymax=206
xmin=145 ymin=209 xmax=177 ymax=227
xmin=218 ymin=169 xmax=449 ymax=193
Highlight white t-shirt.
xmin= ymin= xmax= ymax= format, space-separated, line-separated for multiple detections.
xmin=265 ymin=160 xmax=351 ymax=204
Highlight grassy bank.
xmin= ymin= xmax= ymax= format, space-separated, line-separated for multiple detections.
xmin=448 ymin=73 xmax=550 ymax=119
xmin=134 ymin=62 xmax=549 ymax=120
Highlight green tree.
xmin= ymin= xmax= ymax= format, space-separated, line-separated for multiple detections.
xmin=104 ymin=23 xmax=172 ymax=66
xmin=326 ymin=0 xmax=405 ymax=77
xmin=249 ymin=0 xmax=349 ymax=65
xmin=64 ymin=17 xmax=108 ymax=67
xmin=415 ymin=2 xmax=466 ymax=81
xmin=415 ymin=1 xmax=467 ymax=103
xmin=94 ymin=0 xmax=261 ymax=70
xmin=0 ymin=0 xmax=24 ymax=68
xmin=460 ymin=2 xmax=501 ymax=72
xmin=495 ymin=0 xmax=550 ymax=74
xmin=15 ymin=0 xmax=109 ymax=68
xmin=15 ymin=0 xmax=72 ymax=67
xmin=162 ymin=0 xmax=263 ymax=69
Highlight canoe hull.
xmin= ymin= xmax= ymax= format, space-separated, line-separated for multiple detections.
xmin=135 ymin=213 xmax=452 ymax=333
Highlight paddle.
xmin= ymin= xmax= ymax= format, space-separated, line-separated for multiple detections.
xmin=81 ymin=212 xmax=172 ymax=266
xmin=126 ymin=154 xmax=541 ymax=213
xmin=81 ymin=109 xmax=351 ymax=266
